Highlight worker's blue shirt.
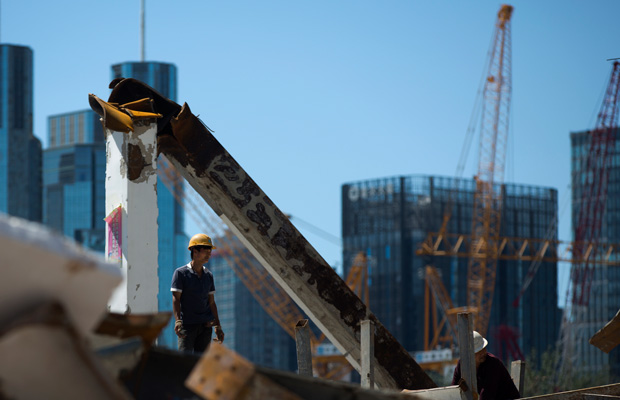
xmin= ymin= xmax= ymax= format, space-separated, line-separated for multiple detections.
xmin=171 ymin=263 xmax=216 ymax=324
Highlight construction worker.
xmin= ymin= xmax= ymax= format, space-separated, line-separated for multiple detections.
xmin=171 ymin=233 xmax=225 ymax=353
xmin=451 ymin=331 xmax=520 ymax=400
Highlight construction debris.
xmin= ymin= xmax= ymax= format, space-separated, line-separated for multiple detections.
xmin=0 ymin=213 xmax=130 ymax=399
xmin=0 ymin=301 xmax=133 ymax=400
xmin=589 ymin=308 xmax=620 ymax=353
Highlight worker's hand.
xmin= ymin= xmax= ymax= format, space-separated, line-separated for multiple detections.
xmin=174 ymin=320 xmax=185 ymax=338
xmin=214 ymin=325 xmax=225 ymax=343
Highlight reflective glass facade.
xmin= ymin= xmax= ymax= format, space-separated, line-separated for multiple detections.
xmin=0 ymin=44 xmax=42 ymax=221
xmin=111 ymin=62 xmax=177 ymax=100
xmin=43 ymin=142 xmax=106 ymax=252
xmin=48 ymin=109 xmax=104 ymax=147
xmin=111 ymin=62 xmax=188 ymax=349
xmin=570 ymin=130 xmax=620 ymax=376
xmin=342 ymin=175 xmax=561 ymax=360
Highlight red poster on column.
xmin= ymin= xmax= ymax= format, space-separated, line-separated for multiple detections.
xmin=104 ymin=205 xmax=122 ymax=263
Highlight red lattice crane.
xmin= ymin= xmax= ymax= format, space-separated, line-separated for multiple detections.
xmin=559 ymin=61 xmax=620 ymax=369
xmin=570 ymin=61 xmax=620 ymax=307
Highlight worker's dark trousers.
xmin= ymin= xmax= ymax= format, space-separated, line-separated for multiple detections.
xmin=178 ymin=323 xmax=212 ymax=354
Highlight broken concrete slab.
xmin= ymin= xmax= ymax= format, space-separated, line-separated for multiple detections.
xmin=0 ymin=213 xmax=122 ymax=335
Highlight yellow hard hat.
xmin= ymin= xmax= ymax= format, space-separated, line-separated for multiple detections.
xmin=188 ymin=233 xmax=217 ymax=250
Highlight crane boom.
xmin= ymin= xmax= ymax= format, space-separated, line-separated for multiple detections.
xmin=467 ymin=4 xmax=513 ymax=336
xmin=419 ymin=4 xmax=515 ymax=350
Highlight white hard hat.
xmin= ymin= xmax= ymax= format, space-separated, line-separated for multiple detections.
xmin=473 ymin=331 xmax=488 ymax=353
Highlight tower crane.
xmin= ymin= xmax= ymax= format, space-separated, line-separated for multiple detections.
xmin=418 ymin=4 xmax=514 ymax=349
xmin=467 ymin=3 xmax=513 ymax=337
xmin=419 ymin=32 xmax=620 ymax=373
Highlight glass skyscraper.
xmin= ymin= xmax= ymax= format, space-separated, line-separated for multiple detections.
xmin=570 ymin=129 xmax=620 ymax=377
xmin=43 ymin=111 xmax=106 ymax=252
xmin=48 ymin=109 xmax=104 ymax=147
xmin=0 ymin=44 xmax=42 ymax=222
xmin=110 ymin=61 xmax=188 ymax=348
xmin=111 ymin=62 xmax=176 ymax=100
xmin=342 ymin=174 xmax=562 ymax=361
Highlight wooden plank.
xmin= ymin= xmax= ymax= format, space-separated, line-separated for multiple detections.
xmin=95 ymin=312 xmax=172 ymax=345
xmin=294 ymin=319 xmax=312 ymax=377
xmin=589 ymin=308 xmax=620 ymax=353
xmin=510 ymin=360 xmax=525 ymax=396
xmin=457 ymin=313 xmax=476 ymax=400
xmin=185 ymin=343 xmax=301 ymax=400
xmin=402 ymin=385 xmax=467 ymax=400
xmin=361 ymin=319 xmax=375 ymax=389
xmin=521 ymin=383 xmax=620 ymax=400
xmin=583 ymin=395 xmax=620 ymax=400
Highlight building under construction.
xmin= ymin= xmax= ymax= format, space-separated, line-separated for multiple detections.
xmin=342 ymin=175 xmax=563 ymax=362
xmin=570 ymin=128 xmax=620 ymax=377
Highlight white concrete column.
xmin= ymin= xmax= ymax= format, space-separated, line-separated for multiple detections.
xmin=104 ymin=121 xmax=159 ymax=314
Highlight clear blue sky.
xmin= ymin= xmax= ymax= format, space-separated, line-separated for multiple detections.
xmin=4 ymin=1 xmax=620 ymax=305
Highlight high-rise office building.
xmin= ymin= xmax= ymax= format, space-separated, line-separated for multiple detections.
xmin=110 ymin=61 xmax=188 ymax=348
xmin=43 ymin=110 xmax=105 ymax=251
xmin=207 ymin=235 xmax=297 ymax=371
xmin=111 ymin=62 xmax=176 ymax=100
xmin=342 ymin=174 xmax=562 ymax=360
xmin=0 ymin=44 xmax=42 ymax=222
xmin=48 ymin=109 xmax=104 ymax=147
xmin=570 ymin=130 xmax=620 ymax=377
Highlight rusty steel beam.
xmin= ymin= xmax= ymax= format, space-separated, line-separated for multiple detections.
xmin=100 ymin=78 xmax=436 ymax=390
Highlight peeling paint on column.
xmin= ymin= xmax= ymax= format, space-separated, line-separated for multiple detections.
xmin=127 ymin=134 xmax=158 ymax=184
xmin=127 ymin=143 xmax=147 ymax=181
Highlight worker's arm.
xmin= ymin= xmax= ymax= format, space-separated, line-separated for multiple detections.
xmin=208 ymin=293 xmax=224 ymax=343
xmin=451 ymin=360 xmax=461 ymax=385
xmin=172 ymin=291 xmax=184 ymax=337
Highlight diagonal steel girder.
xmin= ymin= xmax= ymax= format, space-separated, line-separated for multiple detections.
xmin=102 ymin=78 xmax=436 ymax=390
